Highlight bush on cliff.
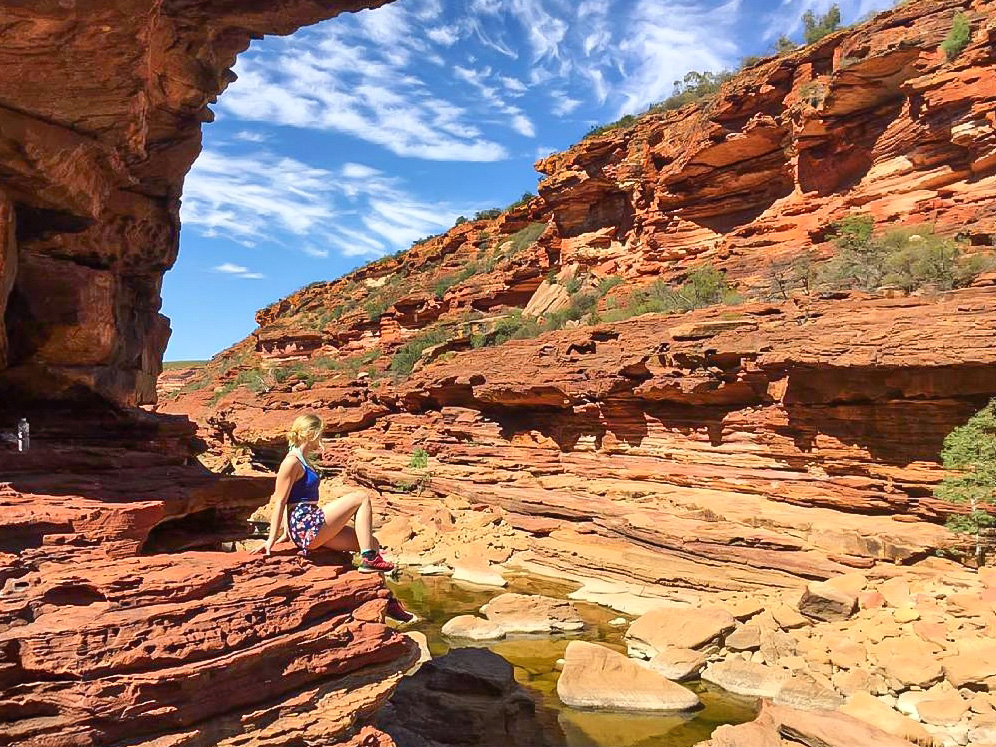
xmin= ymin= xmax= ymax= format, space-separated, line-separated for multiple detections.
xmin=935 ymin=399 xmax=996 ymax=558
xmin=390 ymin=326 xmax=453 ymax=378
xmin=941 ymin=12 xmax=972 ymax=61
xmin=803 ymin=3 xmax=842 ymax=44
xmin=602 ymin=265 xmax=741 ymax=323
xmin=820 ymin=216 xmax=991 ymax=293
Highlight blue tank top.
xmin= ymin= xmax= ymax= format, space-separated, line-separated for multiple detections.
xmin=286 ymin=448 xmax=320 ymax=505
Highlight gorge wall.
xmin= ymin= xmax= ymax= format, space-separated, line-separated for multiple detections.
xmin=159 ymin=0 xmax=996 ymax=597
xmin=0 ymin=3 xmax=423 ymax=747
xmin=0 ymin=0 xmax=387 ymax=408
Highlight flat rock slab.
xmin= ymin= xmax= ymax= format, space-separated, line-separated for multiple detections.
xmin=625 ymin=606 xmax=736 ymax=657
xmin=556 ymin=640 xmax=700 ymax=712
xmin=702 ymin=659 xmax=792 ymax=699
xmin=483 ymin=593 xmax=584 ymax=633
xmin=451 ymin=561 xmax=508 ymax=588
xmin=441 ymin=615 xmax=505 ymax=641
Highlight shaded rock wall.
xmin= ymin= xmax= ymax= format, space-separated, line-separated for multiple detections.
xmin=0 ymin=0 xmax=387 ymax=408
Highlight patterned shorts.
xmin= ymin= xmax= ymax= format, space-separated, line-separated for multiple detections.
xmin=288 ymin=503 xmax=325 ymax=555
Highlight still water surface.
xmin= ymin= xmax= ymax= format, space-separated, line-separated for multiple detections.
xmin=388 ymin=571 xmax=758 ymax=747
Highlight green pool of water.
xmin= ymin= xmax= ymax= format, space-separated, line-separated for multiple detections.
xmin=388 ymin=571 xmax=758 ymax=747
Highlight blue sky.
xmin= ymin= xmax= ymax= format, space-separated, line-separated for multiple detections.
xmin=163 ymin=0 xmax=896 ymax=361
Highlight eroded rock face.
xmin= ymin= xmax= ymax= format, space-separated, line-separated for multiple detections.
xmin=0 ymin=408 xmax=417 ymax=747
xmin=0 ymin=0 xmax=388 ymax=407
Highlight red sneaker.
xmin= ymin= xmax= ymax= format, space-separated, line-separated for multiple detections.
xmin=358 ymin=552 xmax=395 ymax=573
xmin=385 ymin=595 xmax=415 ymax=624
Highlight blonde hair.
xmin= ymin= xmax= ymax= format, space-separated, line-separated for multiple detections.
xmin=287 ymin=414 xmax=324 ymax=449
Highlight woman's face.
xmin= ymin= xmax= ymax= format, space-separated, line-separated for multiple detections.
xmin=311 ymin=433 xmax=326 ymax=459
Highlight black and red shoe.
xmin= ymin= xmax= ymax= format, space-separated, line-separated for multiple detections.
xmin=358 ymin=551 xmax=395 ymax=574
xmin=385 ymin=595 xmax=416 ymax=624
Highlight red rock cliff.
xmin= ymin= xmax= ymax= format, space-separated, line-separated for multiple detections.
xmin=0 ymin=0 xmax=387 ymax=408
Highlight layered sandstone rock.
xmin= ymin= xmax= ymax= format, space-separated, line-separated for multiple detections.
xmin=0 ymin=408 xmax=417 ymax=747
xmin=0 ymin=0 xmax=388 ymax=407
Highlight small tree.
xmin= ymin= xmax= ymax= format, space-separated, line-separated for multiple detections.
xmin=803 ymin=3 xmax=842 ymax=45
xmin=775 ymin=35 xmax=798 ymax=55
xmin=935 ymin=399 xmax=996 ymax=564
xmin=941 ymin=12 xmax=971 ymax=61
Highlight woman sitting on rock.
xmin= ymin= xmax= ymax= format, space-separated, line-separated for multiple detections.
xmin=258 ymin=413 xmax=412 ymax=620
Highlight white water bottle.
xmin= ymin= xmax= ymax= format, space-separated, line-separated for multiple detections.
xmin=17 ymin=418 xmax=29 ymax=452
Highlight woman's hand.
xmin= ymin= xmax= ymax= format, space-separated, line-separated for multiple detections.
xmin=255 ymin=538 xmax=274 ymax=556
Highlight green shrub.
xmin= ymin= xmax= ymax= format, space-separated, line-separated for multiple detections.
xmin=803 ymin=3 xmax=841 ymax=44
xmin=474 ymin=208 xmax=502 ymax=221
xmin=455 ymin=215 xmax=468 ymax=225
xmin=409 ymin=447 xmax=429 ymax=470
xmin=470 ymin=312 xmax=542 ymax=348
xmin=936 ymin=399 xmax=996 ymax=559
xmin=564 ymin=276 xmax=582 ymax=294
xmin=598 ymin=276 xmax=625 ymax=295
xmin=941 ymin=12 xmax=971 ymax=60
xmin=545 ymin=290 xmax=600 ymax=330
xmin=208 ymin=381 xmax=237 ymax=405
xmin=508 ymin=192 xmax=535 ymax=210
xmin=648 ymin=70 xmax=734 ymax=114
xmin=597 ymin=264 xmax=739 ymax=323
xmin=587 ymin=114 xmax=637 ymax=137
xmin=505 ymin=222 xmax=546 ymax=256
xmin=389 ymin=327 xmax=453 ymax=378
xmin=775 ymin=35 xmax=797 ymax=55
xmin=820 ymin=217 xmax=991 ymax=293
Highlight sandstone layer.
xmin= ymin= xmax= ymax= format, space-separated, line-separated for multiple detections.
xmin=0 ymin=0 xmax=387 ymax=407
xmin=0 ymin=407 xmax=417 ymax=747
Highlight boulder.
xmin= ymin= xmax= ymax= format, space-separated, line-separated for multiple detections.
xmin=798 ymin=580 xmax=857 ymax=622
xmin=702 ymin=659 xmax=792 ymax=699
xmin=483 ymin=593 xmax=584 ymax=633
xmin=773 ymin=676 xmax=844 ymax=711
xmin=917 ymin=695 xmax=969 ymax=726
xmin=451 ymin=560 xmax=508 ymax=587
xmin=441 ymin=615 xmax=505 ymax=641
xmin=882 ymin=653 xmax=944 ymax=688
xmin=556 ymin=641 xmax=700 ymax=711
xmin=625 ymin=606 xmax=736 ymax=657
xmin=378 ymin=648 xmax=549 ymax=747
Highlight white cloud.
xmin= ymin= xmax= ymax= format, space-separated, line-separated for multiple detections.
xmin=213 ymin=263 xmax=265 ymax=279
xmin=183 ymin=143 xmax=477 ymax=258
xmin=233 ymin=130 xmax=268 ymax=143
xmin=428 ymin=25 xmax=461 ymax=46
xmin=214 ymin=263 xmax=248 ymax=274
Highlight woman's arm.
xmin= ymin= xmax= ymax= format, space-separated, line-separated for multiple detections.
xmin=258 ymin=457 xmax=301 ymax=555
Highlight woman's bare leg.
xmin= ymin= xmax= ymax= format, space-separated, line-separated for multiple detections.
xmin=317 ymin=525 xmax=381 ymax=553
xmin=308 ymin=490 xmax=375 ymax=551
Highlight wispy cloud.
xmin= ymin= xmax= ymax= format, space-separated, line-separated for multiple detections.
xmin=183 ymin=142 xmax=478 ymax=258
xmin=763 ymin=0 xmax=897 ymax=41
xmin=213 ymin=262 xmax=266 ymax=279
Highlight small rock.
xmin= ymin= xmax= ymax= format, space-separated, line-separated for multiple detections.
xmin=720 ymin=597 xmax=766 ymax=621
xmin=771 ymin=603 xmax=810 ymax=629
xmin=880 ymin=578 xmax=912 ymax=609
xmin=760 ymin=630 xmax=798 ymax=665
xmin=859 ymin=590 xmax=886 ymax=610
xmin=608 ymin=617 xmax=627 ymax=626
xmin=825 ymin=573 xmax=869 ymax=598
xmin=883 ymin=653 xmax=944 ymax=689
xmin=894 ymin=607 xmax=920 ymax=623
xmin=451 ymin=561 xmax=507 ymax=588
xmin=773 ymin=676 xmax=844 ymax=711
xmin=798 ymin=581 xmax=857 ymax=622
xmin=441 ymin=615 xmax=505 ymax=641
xmin=725 ymin=623 xmax=762 ymax=651
xmin=557 ymin=641 xmax=700 ymax=711
xmin=647 ymin=647 xmax=707 ymax=681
